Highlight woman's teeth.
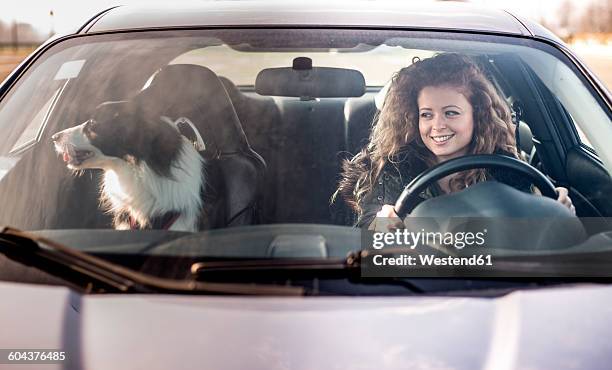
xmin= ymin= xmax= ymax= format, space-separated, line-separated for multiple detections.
xmin=431 ymin=134 xmax=454 ymax=143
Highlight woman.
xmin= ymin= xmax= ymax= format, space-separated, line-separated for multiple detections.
xmin=336 ymin=53 xmax=574 ymax=228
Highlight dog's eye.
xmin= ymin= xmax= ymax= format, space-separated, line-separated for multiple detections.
xmin=84 ymin=119 xmax=98 ymax=136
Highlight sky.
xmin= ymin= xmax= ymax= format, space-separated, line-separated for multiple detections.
xmin=0 ymin=0 xmax=598 ymax=36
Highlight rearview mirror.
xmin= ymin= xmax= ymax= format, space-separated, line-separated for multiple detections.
xmin=255 ymin=57 xmax=365 ymax=98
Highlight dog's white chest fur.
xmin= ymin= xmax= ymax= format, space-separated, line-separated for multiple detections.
xmin=101 ymin=139 xmax=204 ymax=231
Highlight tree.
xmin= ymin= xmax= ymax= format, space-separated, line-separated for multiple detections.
xmin=579 ymin=0 xmax=611 ymax=33
xmin=558 ymin=0 xmax=575 ymax=32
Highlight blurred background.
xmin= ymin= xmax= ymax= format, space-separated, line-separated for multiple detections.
xmin=0 ymin=0 xmax=610 ymax=86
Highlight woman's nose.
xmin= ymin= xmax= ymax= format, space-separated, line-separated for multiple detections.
xmin=431 ymin=115 xmax=446 ymax=131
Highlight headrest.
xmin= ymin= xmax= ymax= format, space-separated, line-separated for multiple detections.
xmin=135 ymin=64 xmax=249 ymax=156
xmin=517 ymin=120 xmax=534 ymax=155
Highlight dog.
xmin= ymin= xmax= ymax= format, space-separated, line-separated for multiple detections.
xmin=52 ymin=101 xmax=207 ymax=232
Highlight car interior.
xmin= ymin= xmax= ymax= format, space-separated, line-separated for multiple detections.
xmin=0 ymin=35 xmax=611 ymax=239
xmin=1 ymin=32 xmax=612 ymax=291
xmin=217 ymin=54 xmax=612 ymax=227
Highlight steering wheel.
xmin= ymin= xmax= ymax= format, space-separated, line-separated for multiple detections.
xmin=394 ymin=154 xmax=557 ymax=218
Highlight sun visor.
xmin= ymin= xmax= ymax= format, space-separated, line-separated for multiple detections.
xmin=255 ymin=57 xmax=365 ymax=98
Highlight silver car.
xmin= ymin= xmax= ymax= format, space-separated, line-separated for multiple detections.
xmin=0 ymin=1 xmax=611 ymax=369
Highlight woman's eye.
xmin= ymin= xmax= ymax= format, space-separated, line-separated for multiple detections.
xmin=420 ymin=112 xmax=432 ymax=119
xmin=445 ymin=110 xmax=460 ymax=117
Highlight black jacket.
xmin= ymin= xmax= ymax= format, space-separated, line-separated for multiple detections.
xmin=355 ymin=153 xmax=533 ymax=227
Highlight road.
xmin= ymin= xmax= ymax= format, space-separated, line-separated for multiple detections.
xmin=0 ymin=48 xmax=34 ymax=82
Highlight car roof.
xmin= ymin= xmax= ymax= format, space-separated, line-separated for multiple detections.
xmin=85 ymin=1 xmax=533 ymax=36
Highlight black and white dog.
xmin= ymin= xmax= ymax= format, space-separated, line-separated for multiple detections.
xmin=52 ymin=101 xmax=207 ymax=231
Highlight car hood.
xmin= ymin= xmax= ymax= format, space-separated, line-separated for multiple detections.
xmin=2 ymin=281 xmax=612 ymax=370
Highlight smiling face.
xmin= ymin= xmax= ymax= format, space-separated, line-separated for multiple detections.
xmin=418 ymin=85 xmax=474 ymax=163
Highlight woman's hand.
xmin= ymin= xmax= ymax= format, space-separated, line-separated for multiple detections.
xmin=368 ymin=204 xmax=404 ymax=232
xmin=556 ymin=186 xmax=576 ymax=215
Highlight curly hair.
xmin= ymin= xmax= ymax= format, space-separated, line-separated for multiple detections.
xmin=336 ymin=53 xmax=518 ymax=213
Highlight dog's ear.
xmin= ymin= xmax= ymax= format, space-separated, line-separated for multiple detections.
xmin=145 ymin=117 xmax=183 ymax=177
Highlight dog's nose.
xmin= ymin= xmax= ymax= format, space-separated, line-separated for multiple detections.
xmin=51 ymin=132 xmax=62 ymax=142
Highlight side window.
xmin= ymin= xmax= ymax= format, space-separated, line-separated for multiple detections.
xmin=522 ymin=50 xmax=608 ymax=161
xmin=0 ymin=56 xmax=84 ymax=156
xmin=10 ymin=86 xmax=63 ymax=154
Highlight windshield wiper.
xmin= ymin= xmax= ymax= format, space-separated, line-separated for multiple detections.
xmin=0 ymin=227 xmax=303 ymax=295
xmin=189 ymin=250 xmax=428 ymax=293
xmin=188 ymin=244 xmax=453 ymax=275
xmin=482 ymin=251 xmax=612 ymax=277
xmin=190 ymin=246 xmax=612 ymax=279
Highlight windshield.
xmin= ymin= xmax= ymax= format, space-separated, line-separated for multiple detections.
xmin=0 ymin=29 xmax=611 ymax=286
